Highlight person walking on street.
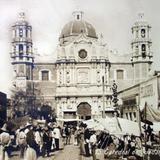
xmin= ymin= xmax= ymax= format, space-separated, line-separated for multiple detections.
xmin=41 ymin=127 xmax=51 ymax=157
xmin=83 ymin=124 xmax=91 ymax=157
xmin=64 ymin=125 xmax=71 ymax=145
xmin=17 ymin=127 xmax=27 ymax=159
xmin=53 ymin=125 xmax=61 ymax=150
xmin=89 ymin=130 xmax=97 ymax=160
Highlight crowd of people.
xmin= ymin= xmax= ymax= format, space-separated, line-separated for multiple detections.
xmin=75 ymin=123 xmax=160 ymax=160
xmin=0 ymin=118 xmax=160 ymax=160
xmin=0 ymin=119 xmax=75 ymax=160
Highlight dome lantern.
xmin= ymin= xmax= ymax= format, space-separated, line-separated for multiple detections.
xmin=19 ymin=12 xmax=25 ymax=21
xmin=72 ymin=11 xmax=84 ymax=21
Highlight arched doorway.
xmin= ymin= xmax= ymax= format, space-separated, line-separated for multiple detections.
xmin=77 ymin=102 xmax=91 ymax=120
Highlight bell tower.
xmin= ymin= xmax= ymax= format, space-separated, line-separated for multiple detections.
xmin=131 ymin=13 xmax=152 ymax=84
xmin=10 ymin=12 xmax=34 ymax=89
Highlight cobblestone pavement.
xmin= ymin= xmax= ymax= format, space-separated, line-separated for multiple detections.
xmin=10 ymin=144 xmax=94 ymax=160
xmin=54 ymin=145 xmax=80 ymax=160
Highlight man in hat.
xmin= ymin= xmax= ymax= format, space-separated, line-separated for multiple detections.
xmin=64 ymin=124 xmax=71 ymax=145
xmin=53 ymin=125 xmax=61 ymax=150
xmin=42 ymin=126 xmax=51 ymax=157
xmin=83 ymin=124 xmax=91 ymax=157
xmin=90 ymin=130 xmax=97 ymax=160
xmin=26 ymin=125 xmax=39 ymax=157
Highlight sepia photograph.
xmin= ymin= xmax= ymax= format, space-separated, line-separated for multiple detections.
xmin=0 ymin=0 xmax=160 ymax=159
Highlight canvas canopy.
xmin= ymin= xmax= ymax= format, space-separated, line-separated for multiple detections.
xmin=96 ymin=117 xmax=123 ymax=135
xmin=83 ymin=119 xmax=105 ymax=131
xmin=56 ymin=118 xmax=82 ymax=122
xmin=141 ymin=103 xmax=160 ymax=122
xmin=97 ymin=117 xmax=140 ymax=136
xmin=83 ymin=117 xmax=140 ymax=136
xmin=117 ymin=117 xmax=140 ymax=136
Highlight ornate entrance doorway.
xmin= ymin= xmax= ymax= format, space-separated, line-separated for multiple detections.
xmin=77 ymin=102 xmax=91 ymax=120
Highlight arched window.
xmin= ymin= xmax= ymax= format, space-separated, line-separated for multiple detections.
xmin=141 ymin=29 xmax=145 ymax=38
xmin=19 ymin=28 xmax=23 ymax=37
xmin=142 ymin=44 xmax=146 ymax=52
xmin=19 ymin=44 xmax=23 ymax=53
xmin=19 ymin=44 xmax=23 ymax=59
xmin=116 ymin=70 xmax=124 ymax=80
xmin=141 ymin=44 xmax=146 ymax=58
xmin=77 ymin=15 xmax=80 ymax=20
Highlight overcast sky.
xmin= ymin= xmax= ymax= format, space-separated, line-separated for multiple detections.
xmin=0 ymin=0 xmax=160 ymax=96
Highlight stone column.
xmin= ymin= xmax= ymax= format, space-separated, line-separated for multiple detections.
xmin=12 ymin=29 xmax=16 ymax=39
xmin=16 ymin=28 xmax=19 ymax=37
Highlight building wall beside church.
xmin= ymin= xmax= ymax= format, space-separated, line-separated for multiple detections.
xmin=109 ymin=63 xmax=134 ymax=91
xmin=32 ymin=63 xmax=56 ymax=109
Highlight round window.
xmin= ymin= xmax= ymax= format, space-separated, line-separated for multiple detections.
xmin=78 ymin=49 xmax=87 ymax=59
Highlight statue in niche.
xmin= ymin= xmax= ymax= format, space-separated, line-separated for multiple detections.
xmin=66 ymin=71 xmax=70 ymax=83
xmin=59 ymin=71 xmax=62 ymax=84
xmin=97 ymin=70 xmax=100 ymax=83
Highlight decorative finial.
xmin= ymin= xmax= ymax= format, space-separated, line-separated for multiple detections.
xmin=19 ymin=12 xmax=25 ymax=21
xmin=99 ymin=33 xmax=104 ymax=45
xmin=138 ymin=12 xmax=144 ymax=20
xmin=72 ymin=11 xmax=84 ymax=21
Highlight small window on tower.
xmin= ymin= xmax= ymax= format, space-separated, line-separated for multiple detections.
xmin=135 ymin=45 xmax=139 ymax=55
xmin=19 ymin=53 xmax=23 ymax=60
xmin=26 ymin=46 xmax=29 ymax=54
xmin=19 ymin=28 xmax=23 ymax=37
xmin=77 ymin=15 xmax=80 ymax=20
xmin=19 ymin=44 xmax=23 ymax=53
xmin=142 ymin=44 xmax=146 ymax=51
xmin=141 ymin=29 xmax=145 ymax=38
xmin=136 ymin=30 xmax=138 ymax=38
xmin=41 ymin=70 xmax=49 ymax=81
xmin=142 ymin=44 xmax=146 ymax=58
xmin=116 ymin=70 xmax=124 ymax=80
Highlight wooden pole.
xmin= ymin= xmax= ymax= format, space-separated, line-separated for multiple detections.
xmin=102 ymin=76 xmax=105 ymax=118
xmin=144 ymin=102 xmax=147 ymax=152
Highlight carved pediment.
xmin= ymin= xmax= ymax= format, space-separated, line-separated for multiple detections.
xmin=73 ymin=34 xmax=94 ymax=45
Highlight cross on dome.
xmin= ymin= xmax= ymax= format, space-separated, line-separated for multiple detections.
xmin=138 ymin=12 xmax=144 ymax=20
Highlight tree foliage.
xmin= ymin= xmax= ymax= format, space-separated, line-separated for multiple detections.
xmin=11 ymin=88 xmax=27 ymax=116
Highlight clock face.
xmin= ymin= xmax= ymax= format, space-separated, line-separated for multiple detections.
xmin=78 ymin=49 xmax=87 ymax=59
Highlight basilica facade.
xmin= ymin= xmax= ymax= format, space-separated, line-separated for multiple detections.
xmin=10 ymin=11 xmax=153 ymax=120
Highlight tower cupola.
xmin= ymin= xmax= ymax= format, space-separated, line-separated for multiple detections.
xmin=10 ymin=12 xmax=34 ymax=80
xmin=131 ymin=13 xmax=152 ymax=83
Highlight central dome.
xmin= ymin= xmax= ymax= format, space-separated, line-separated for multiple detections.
xmin=59 ymin=11 xmax=97 ymax=39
